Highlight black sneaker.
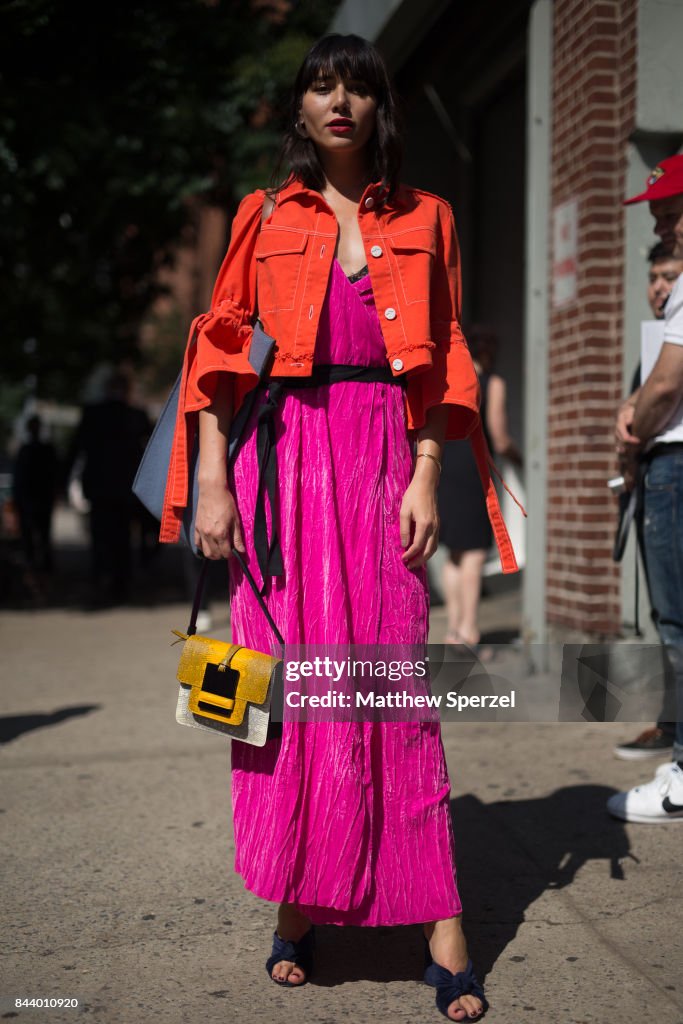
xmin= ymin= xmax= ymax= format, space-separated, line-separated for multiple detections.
xmin=614 ymin=727 xmax=674 ymax=761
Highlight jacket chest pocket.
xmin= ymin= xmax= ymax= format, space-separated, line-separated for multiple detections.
xmin=387 ymin=228 xmax=436 ymax=306
xmin=255 ymin=228 xmax=308 ymax=313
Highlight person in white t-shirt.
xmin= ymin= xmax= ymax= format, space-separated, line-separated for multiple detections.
xmin=612 ymin=244 xmax=683 ymax=761
xmin=609 ymin=153 xmax=683 ymax=823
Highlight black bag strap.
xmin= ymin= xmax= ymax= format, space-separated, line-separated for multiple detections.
xmin=187 ymin=552 xmax=284 ymax=647
xmin=612 ymin=488 xmax=638 ymax=562
xmin=612 ymin=460 xmax=645 ymax=563
xmin=610 ymin=461 xmax=645 ymax=637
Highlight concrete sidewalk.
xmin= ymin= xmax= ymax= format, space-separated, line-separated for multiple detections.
xmin=1 ymin=575 xmax=682 ymax=1023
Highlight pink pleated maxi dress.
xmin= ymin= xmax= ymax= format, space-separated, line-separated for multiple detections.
xmin=227 ymin=258 xmax=462 ymax=926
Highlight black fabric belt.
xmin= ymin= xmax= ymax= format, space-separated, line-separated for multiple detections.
xmin=644 ymin=441 xmax=683 ymax=461
xmin=252 ymin=363 xmax=406 ymax=592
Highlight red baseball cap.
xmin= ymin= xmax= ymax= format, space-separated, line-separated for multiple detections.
xmin=624 ymin=154 xmax=683 ymax=205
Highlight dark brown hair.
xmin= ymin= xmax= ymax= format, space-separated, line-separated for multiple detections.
xmin=648 ymin=241 xmax=682 ymax=263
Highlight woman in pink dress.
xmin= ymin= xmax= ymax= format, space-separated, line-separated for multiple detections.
xmin=191 ymin=34 xmax=495 ymax=1023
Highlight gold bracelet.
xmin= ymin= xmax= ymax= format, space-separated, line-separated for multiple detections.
xmin=416 ymin=451 xmax=442 ymax=472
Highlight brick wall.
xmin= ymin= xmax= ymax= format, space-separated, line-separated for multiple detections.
xmin=547 ymin=0 xmax=637 ymax=637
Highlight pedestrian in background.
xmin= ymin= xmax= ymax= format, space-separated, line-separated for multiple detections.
xmin=12 ymin=413 xmax=58 ymax=577
xmin=438 ymin=325 xmax=522 ymax=652
xmin=67 ymin=370 xmax=151 ymax=605
xmin=613 ymin=239 xmax=683 ymax=760
xmin=609 ymin=154 xmax=683 ymax=823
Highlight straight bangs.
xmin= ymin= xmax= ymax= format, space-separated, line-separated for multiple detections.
xmin=295 ymin=35 xmax=388 ymax=103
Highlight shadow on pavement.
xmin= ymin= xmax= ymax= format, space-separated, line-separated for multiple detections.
xmin=453 ymin=786 xmax=633 ymax=980
xmin=0 ymin=705 xmax=101 ymax=744
xmin=310 ymin=784 xmax=629 ymax=987
xmin=480 ymin=628 xmax=519 ymax=646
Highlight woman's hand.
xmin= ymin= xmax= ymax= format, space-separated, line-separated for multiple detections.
xmin=402 ymin=405 xmax=447 ymax=569
xmin=400 ymin=468 xmax=440 ymax=569
xmin=194 ymin=479 xmax=245 ymax=560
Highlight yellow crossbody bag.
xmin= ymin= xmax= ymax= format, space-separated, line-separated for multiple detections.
xmin=173 ymin=549 xmax=284 ymax=747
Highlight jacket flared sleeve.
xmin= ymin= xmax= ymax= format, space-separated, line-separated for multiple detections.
xmin=416 ymin=201 xmax=522 ymax=574
xmin=184 ymin=189 xmax=266 ymax=411
xmin=159 ymin=189 xmax=265 ymax=543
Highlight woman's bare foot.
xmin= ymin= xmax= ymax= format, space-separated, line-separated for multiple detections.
xmin=424 ymin=916 xmax=485 ymax=1021
xmin=269 ymin=903 xmax=312 ymax=985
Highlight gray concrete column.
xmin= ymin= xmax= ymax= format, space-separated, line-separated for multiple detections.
xmin=522 ymin=0 xmax=553 ymax=659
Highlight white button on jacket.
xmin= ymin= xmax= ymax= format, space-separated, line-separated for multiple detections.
xmin=384 ymin=307 xmax=397 ymax=320
xmin=370 ymin=245 xmax=382 ymax=257
xmin=392 ymin=358 xmax=404 ymax=371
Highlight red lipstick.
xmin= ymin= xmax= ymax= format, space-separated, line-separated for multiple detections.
xmin=327 ymin=118 xmax=353 ymax=134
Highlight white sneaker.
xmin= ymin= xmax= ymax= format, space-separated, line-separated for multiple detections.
xmin=607 ymin=762 xmax=683 ymax=823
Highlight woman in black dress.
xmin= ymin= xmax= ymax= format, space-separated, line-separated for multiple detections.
xmin=438 ymin=326 xmax=522 ymax=648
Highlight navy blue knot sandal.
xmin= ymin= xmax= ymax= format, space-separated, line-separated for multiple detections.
xmin=265 ymin=927 xmax=315 ymax=987
xmin=424 ymin=940 xmax=488 ymax=1020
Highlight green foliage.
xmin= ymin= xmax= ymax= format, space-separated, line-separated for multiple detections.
xmin=0 ymin=0 xmax=340 ymax=405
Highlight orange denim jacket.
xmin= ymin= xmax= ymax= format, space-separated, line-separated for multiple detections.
xmin=160 ymin=177 xmax=521 ymax=572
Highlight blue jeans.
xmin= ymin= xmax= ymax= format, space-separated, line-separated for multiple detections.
xmin=641 ymin=449 xmax=683 ymax=760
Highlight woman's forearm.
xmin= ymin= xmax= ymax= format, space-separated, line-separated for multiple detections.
xmin=414 ymin=404 xmax=449 ymax=487
xmin=194 ymin=373 xmax=244 ymax=558
xmin=198 ymin=374 xmax=234 ymax=489
xmin=400 ymin=404 xmax=448 ymax=567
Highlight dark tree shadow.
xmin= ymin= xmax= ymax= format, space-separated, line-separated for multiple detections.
xmin=1 ymin=535 xmax=230 ymax=612
xmin=311 ymin=784 xmax=630 ymax=986
xmin=0 ymin=704 xmax=100 ymax=744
